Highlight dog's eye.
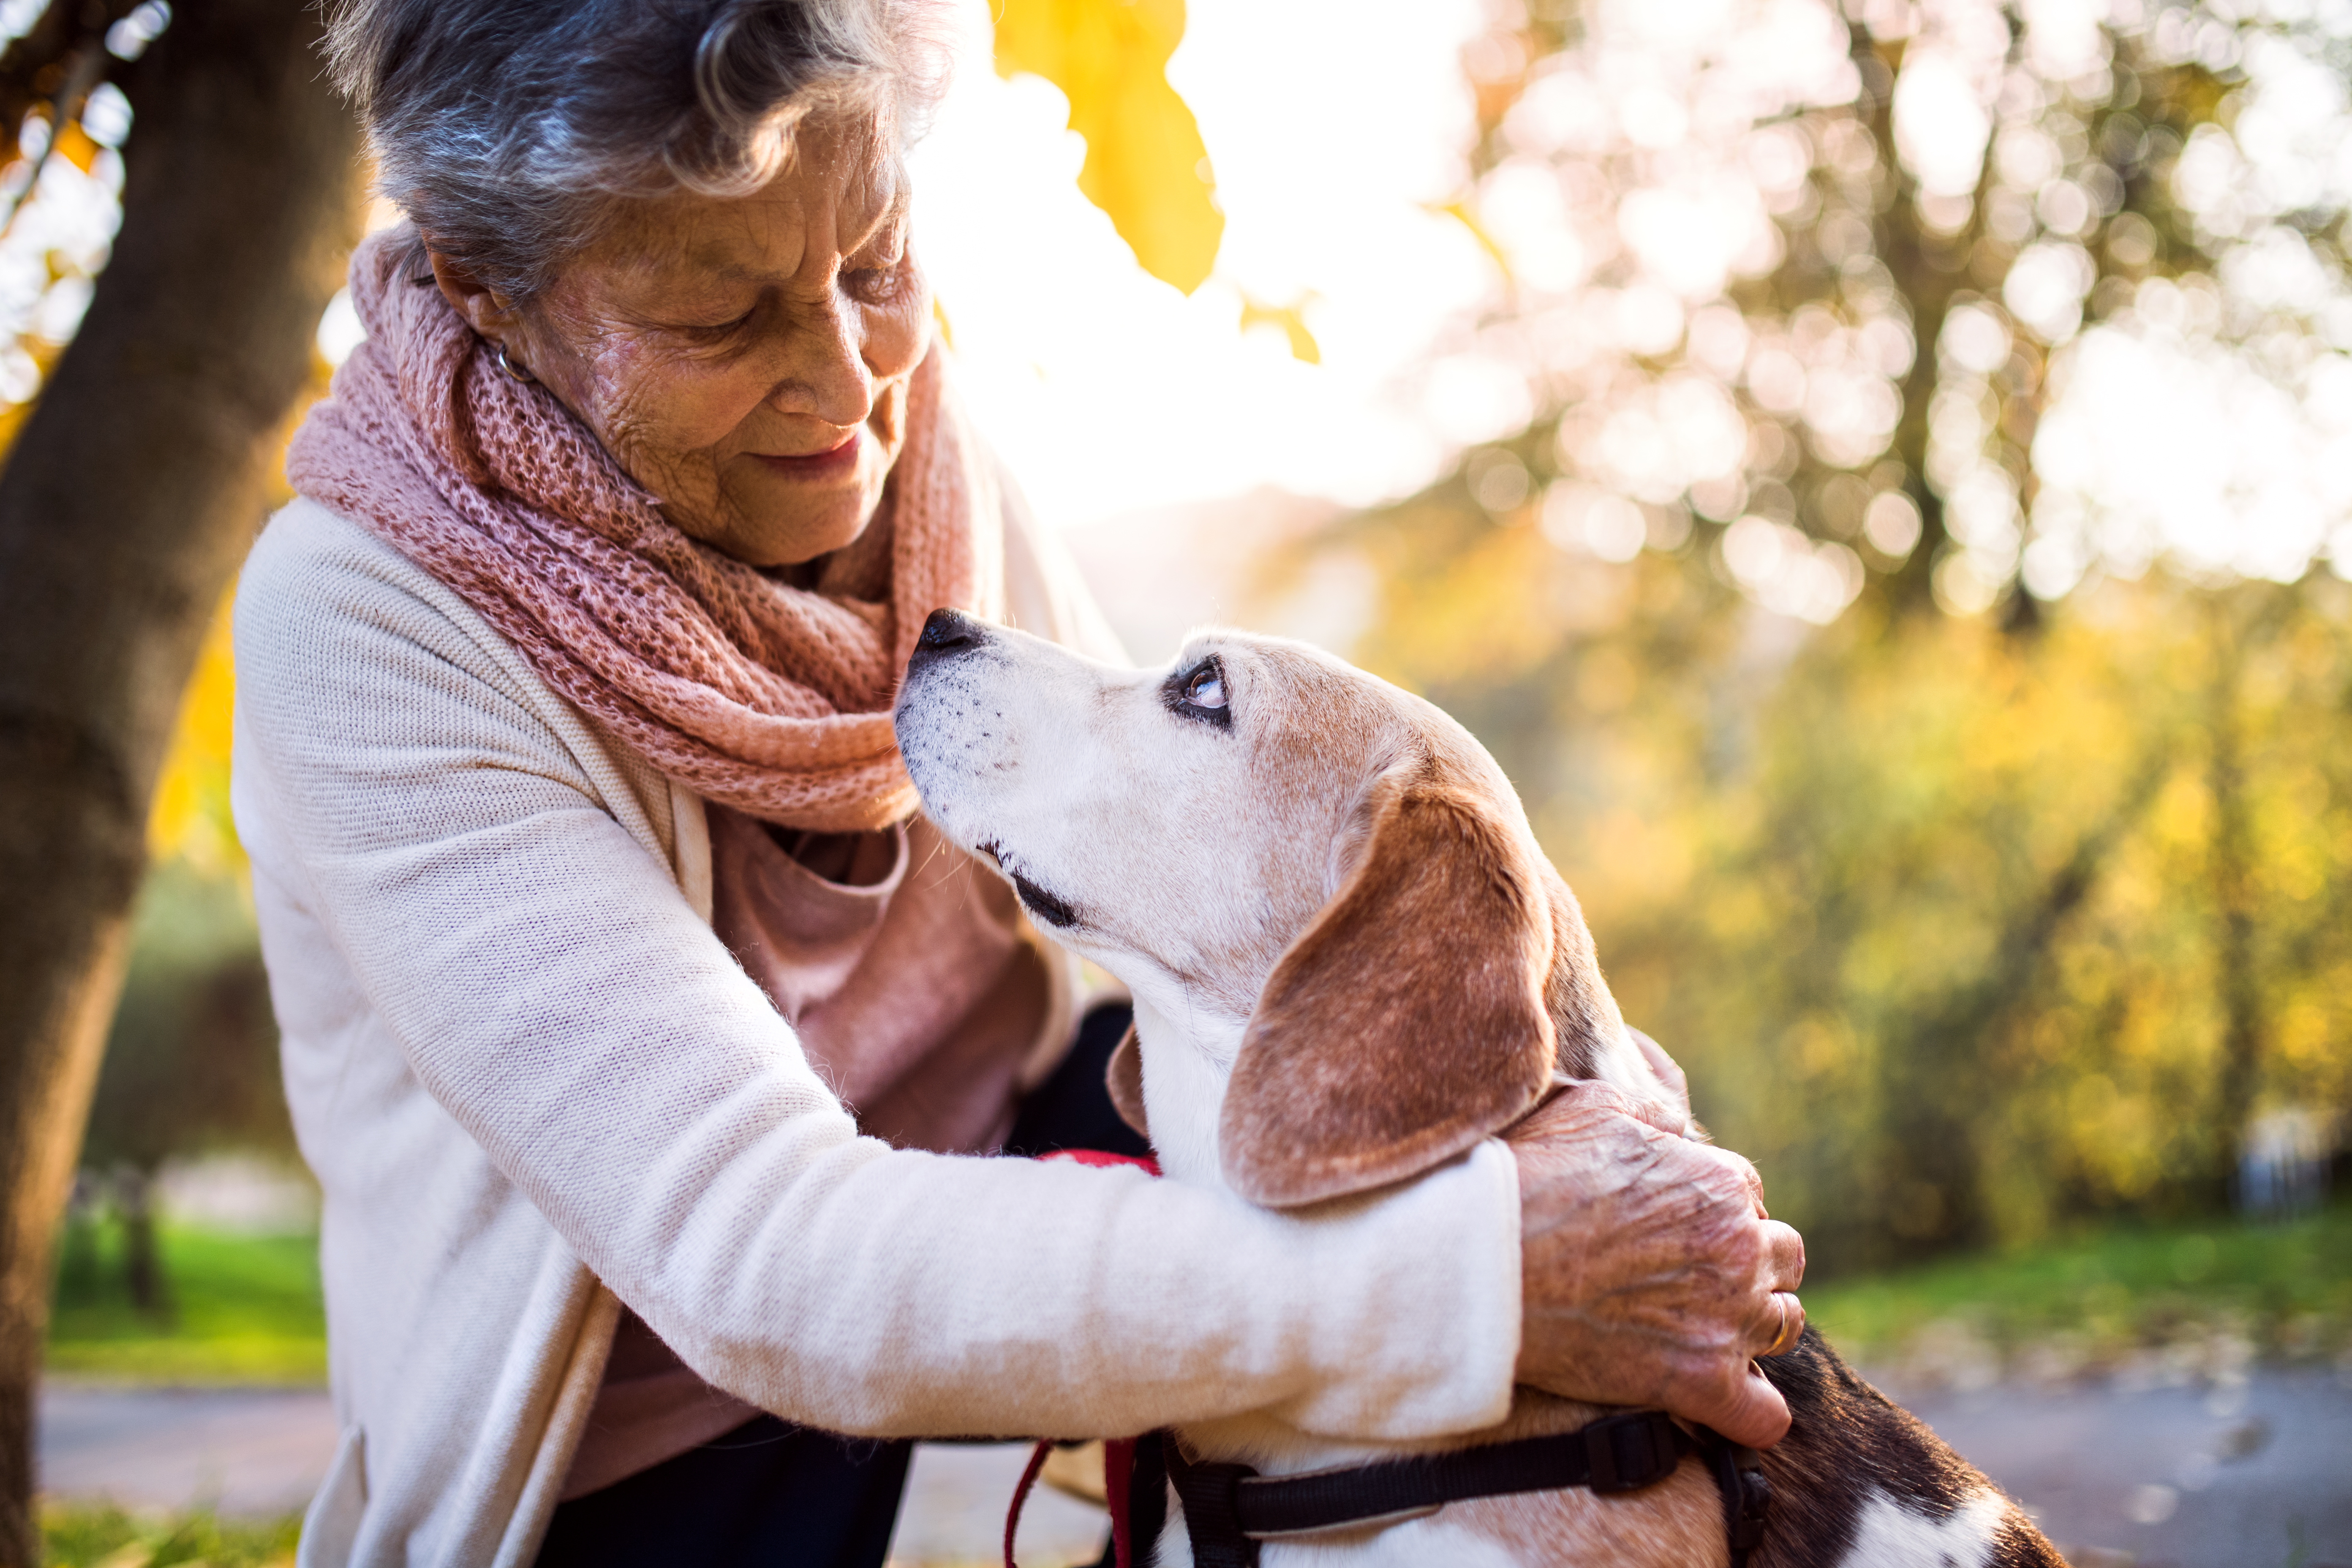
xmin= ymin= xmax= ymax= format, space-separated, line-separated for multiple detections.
xmin=1162 ymin=656 xmax=1233 ymax=728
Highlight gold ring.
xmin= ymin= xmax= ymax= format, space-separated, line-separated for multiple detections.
xmin=1763 ymin=1292 xmax=1803 ymax=1357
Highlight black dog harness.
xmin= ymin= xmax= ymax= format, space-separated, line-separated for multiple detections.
xmin=1154 ymin=1408 xmax=1769 ymax=1567
xmin=1004 ymin=1149 xmax=1773 ymax=1568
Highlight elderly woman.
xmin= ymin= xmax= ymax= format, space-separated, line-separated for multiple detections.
xmin=232 ymin=1 xmax=1806 ymax=1564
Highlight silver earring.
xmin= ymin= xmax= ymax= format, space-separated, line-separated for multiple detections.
xmin=495 ymin=342 xmax=536 ymax=384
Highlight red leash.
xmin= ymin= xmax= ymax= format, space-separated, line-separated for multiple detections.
xmin=1003 ymin=1441 xmax=1053 ymax=1568
xmin=1004 ymin=1150 xmax=1160 ymax=1568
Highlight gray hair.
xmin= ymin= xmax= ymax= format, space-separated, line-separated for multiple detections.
xmin=324 ymin=0 xmax=955 ymax=301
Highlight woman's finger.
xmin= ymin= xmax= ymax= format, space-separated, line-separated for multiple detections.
xmin=1679 ymin=1362 xmax=1792 ymax=1450
xmin=1512 ymin=1079 xmax=1624 ymax=1133
xmin=1693 ymin=1139 xmax=1770 ymax=1217
xmin=1721 ymin=1364 xmax=1794 ymax=1448
xmin=1762 ymin=1218 xmax=1806 ymax=1292
xmin=1744 ymin=1287 xmax=1790 ymax=1359
xmin=1511 ymin=1077 xmax=1682 ymax=1141
xmin=1750 ymin=1290 xmax=1805 ymax=1358
xmin=1560 ymin=1077 xmax=1680 ymax=1136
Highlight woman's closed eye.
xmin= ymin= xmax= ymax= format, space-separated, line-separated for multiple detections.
xmin=669 ymin=305 xmax=758 ymax=343
xmin=842 ymin=217 xmax=915 ymax=304
xmin=844 ymin=254 xmax=913 ymax=307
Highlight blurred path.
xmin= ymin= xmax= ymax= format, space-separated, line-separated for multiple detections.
xmin=1907 ymin=1366 xmax=2352 ymax=1568
xmin=37 ymin=1386 xmax=338 ymax=1517
xmin=39 ymin=1372 xmax=2351 ymax=1565
xmin=35 ymin=1389 xmax=1109 ymax=1566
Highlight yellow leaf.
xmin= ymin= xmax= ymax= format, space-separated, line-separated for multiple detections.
xmin=994 ymin=0 xmax=1223 ymax=293
xmin=1238 ymin=294 xmax=1320 ymax=365
xmin=1426 ymin=199 xmax=1512 ymax=283
xmin=52 ymin=118 xmax=99 ymax=175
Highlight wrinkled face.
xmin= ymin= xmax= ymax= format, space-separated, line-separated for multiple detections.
xmin=444 ymin=115 xmax=928 ymax=568
xmin=893 ymin=613 xmax=1417 ymax=1021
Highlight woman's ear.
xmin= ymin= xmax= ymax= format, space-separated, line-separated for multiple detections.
xmin=1218 ymin=756 xmax=1558 ymax=1209
xmin=424 ymin=247 xmax=522 ymax=343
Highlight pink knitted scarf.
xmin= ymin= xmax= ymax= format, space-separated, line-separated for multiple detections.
xmin=286 ymin=229 xmax=1002 ymax=833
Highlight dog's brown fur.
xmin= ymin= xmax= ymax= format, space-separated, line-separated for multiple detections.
xmin=1222 ymin=756 xmax=1560 ymax=1207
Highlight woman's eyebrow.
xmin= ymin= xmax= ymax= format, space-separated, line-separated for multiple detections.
xmin=844 ymin=184 xmax=911 ymax=257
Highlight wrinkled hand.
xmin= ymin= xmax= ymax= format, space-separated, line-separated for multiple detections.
xmin=1508 ymin=1081 xmax=1807 ymax=1448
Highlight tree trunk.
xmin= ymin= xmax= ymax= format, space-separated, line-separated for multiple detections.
xmin=2206 ymin=613 xmax=2265 ymax=1200
xmin=1874 ymin=747 xmax=2173 ymax=1263
xmin=115 ymin=1168 xmax=166 ymax=1321
xmin=0 ymin=3 xmax=360 ymax=1557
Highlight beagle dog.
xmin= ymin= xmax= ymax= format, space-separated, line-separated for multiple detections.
xmin=894 ymin=611 xmax=2063 ymax=1568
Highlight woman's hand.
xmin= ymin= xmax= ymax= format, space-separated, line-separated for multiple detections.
xmin=1508 ymin=1081 xmax=1808 ymax=1448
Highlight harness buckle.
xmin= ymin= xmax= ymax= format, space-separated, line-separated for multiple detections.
xmin=1163 ymin=1443 xmax=1264 ymax=1568
xmin=1582 ymin=1409 xmax=1682 ymax=1494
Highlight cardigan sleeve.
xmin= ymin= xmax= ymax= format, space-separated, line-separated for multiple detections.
xmin=230 ymin=501 xmax=1522 ymax=1444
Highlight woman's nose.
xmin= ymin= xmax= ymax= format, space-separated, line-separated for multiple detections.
xmin=767 ymin=296 xmax=874 ymax=427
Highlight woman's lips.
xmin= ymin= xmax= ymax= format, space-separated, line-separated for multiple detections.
xmin=754 ymin=430 xmax=861 ymax=480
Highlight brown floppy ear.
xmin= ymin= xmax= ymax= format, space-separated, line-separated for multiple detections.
xmin=1219 ymin=757 xmax=1557 ymax=1208
xmin=1105 ymin=1023 xmax=1151 ymax=1139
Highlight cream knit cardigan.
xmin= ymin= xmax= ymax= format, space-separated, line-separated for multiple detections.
xmin=229 ymin=498 xmax=1522 ymax=1568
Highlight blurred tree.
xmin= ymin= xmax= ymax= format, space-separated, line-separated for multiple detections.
xmin=78 ymin=865 xmax=289 ymax=1317
xmin=0 ymin=1 xmax=359 ymax=1560
xmin=1258 ymin=0 xmax=2352 ymax=1271
xmin=1279 ymin=512 xmax=2352 ymax=1269
xmin=1423 ymin=0 xmax=2352 ymax=618
xmin=76 ymin=601 xmax=277 ymax=1321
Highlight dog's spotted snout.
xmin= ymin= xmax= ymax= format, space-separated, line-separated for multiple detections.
xmin=913 ymin=608 xmax=988 ymax=663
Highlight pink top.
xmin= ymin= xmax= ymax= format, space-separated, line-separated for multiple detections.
xmin=558 ymin=805 xmax=1057 ymax=1499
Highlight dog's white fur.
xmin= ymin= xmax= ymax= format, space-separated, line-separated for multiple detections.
xmin=896 ymin=621 xmax=2021 ymax=1568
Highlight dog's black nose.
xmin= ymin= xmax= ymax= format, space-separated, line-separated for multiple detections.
xmin=915 ymin=608 xmax=987 ymax=658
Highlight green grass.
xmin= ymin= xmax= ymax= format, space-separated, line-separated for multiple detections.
xmin=1804 ymin=1200 xmax=2352 ymax=1377
xmin=47 ymin=1221 xmax=324 ymax=1385
xmin=39 ymin=1502 xmax=300 ymax=1568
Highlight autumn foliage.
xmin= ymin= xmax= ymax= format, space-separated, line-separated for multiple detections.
xmin=1258 ymin=0 xmax=2352 ymax=1271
